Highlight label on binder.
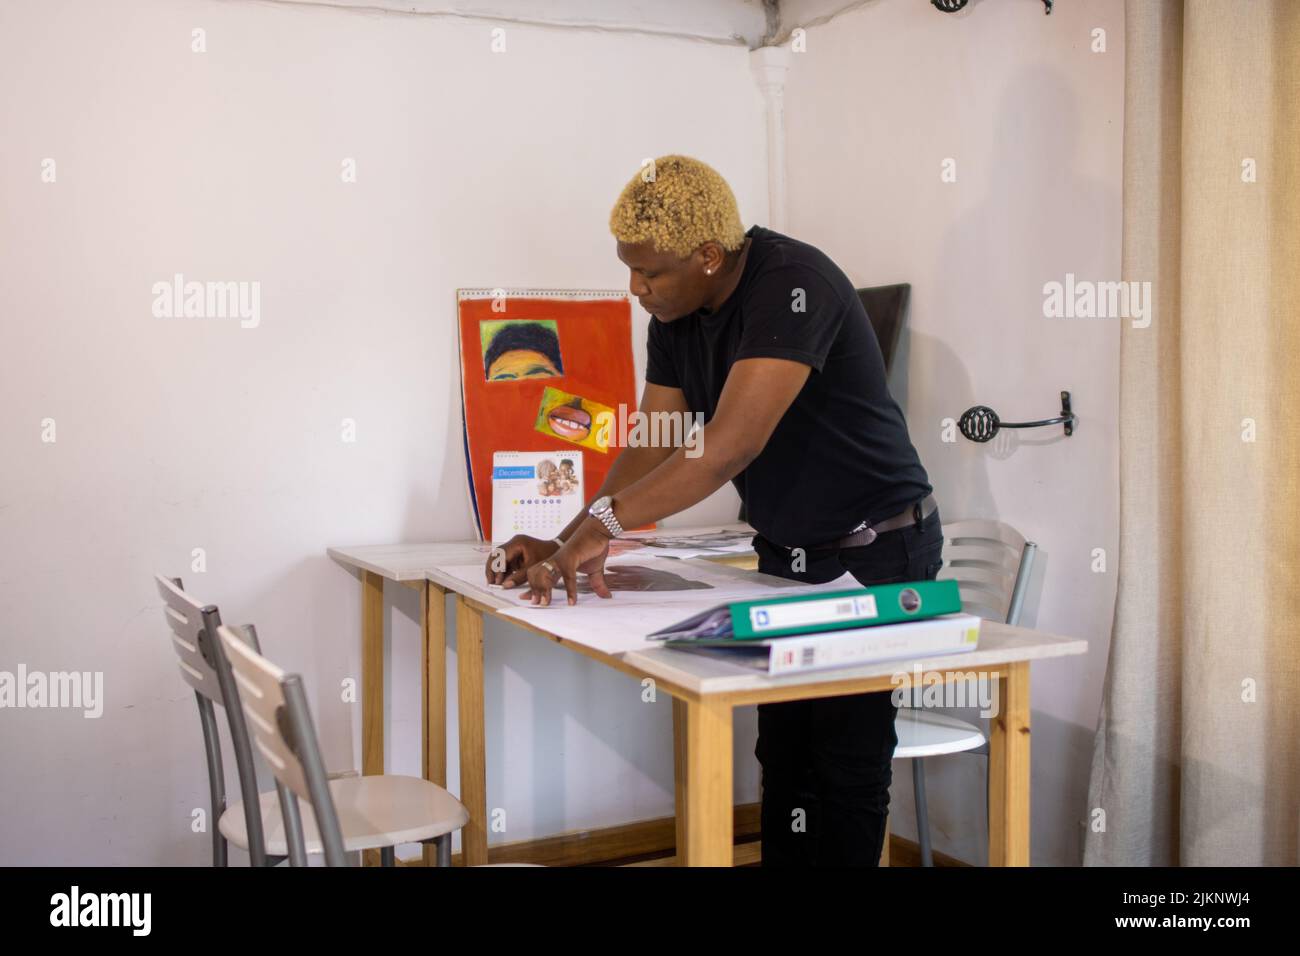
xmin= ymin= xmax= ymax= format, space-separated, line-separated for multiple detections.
xmin=747 ymin=593 xmax=879 ymax=633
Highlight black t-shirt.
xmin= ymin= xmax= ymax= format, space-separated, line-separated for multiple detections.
xmin=644 ymin=225 xmax=933 ymax=548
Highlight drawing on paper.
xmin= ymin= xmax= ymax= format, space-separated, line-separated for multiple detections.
xmin=480 ymin=319 xmax=564 ymax=381
xmin=458 ymin=290 xmax=641 ymax=540
xmin=572 ymin=565 xmax=714 ymax=593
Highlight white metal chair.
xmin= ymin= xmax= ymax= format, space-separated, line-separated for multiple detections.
xmin=157 ymin=574 xmax=280 ymax=866
xmin=158 ymin=575 xmax=437 ymax=866
xmin=890 ymin=519 xmax=1037 ymax=866
xmin=217 ymin=623 xmax=469 ymax=867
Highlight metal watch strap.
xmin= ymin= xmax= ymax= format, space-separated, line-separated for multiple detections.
xmin=595 ymin=506 xmax=623 ymax=538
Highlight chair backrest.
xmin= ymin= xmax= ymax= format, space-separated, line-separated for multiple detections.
xmin=156 ymin=574 xmax=228 ymax=705
xmin=896 ymin=519 xmax=1036 ymax=711
xmin=218 ymin=625 xmax=347 ymax=867
xmin=931 ymin=519 xmax=1037 ymax=626
xmin=856 ymin=283 xmax=911 ymax=376
xmin=155 ymin=575 xmax=270 ymax=866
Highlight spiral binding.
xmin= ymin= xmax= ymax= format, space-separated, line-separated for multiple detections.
xmin=458 ymin=289 xmax=629 ymax=301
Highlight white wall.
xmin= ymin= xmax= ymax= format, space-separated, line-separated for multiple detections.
xmin=779 ymin=0 xmax=1125 ymax=864
xmin=0 ymin=0 xmax=766 ymax=864
xmin=1 ymin=0 xmax=1126 ymax=868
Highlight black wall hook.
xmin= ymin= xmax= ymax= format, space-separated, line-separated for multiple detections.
xmin=958 ymin=391 xmax=1075 ymax=443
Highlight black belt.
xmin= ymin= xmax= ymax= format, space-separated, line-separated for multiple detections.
xmin=800 ymin=494 xmax=938 ymax=550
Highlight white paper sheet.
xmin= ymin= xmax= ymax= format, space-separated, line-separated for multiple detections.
xmin=439 ymin=557 xmax=862 ymax=656
xmin=620 ymin=524 xmax=757 ymax=559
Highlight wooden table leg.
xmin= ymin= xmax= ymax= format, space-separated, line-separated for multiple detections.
xmin=455 ymin=594 xmax=489 ymax=866
xmin=988 ymin=661 xmax=1030 ymax=866
xmin=422 ymin=582 xmax=448 ymax=866
xmin=672 ymin=697 xmax=688 ymax=865
xmin=682 ymin=697 xmax=733 ymax=866
xmin=361 ymin=570 xmax=385 ymax=867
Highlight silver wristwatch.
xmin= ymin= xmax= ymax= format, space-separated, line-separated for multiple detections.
xmin=587 ymin=495 xmax=624 ymax=538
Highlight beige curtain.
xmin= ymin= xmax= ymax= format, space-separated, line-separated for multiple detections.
xmin=1085 ymin=0 xmax=1300 ymax=866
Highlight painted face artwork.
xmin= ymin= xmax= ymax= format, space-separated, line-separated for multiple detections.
xmin=533 ymin=387 xmax=614 ymax=453
xmin=547 ymin=402 xmax=592 ymax=441
xmin=481 ymin=320 xmax=565 ymax=382
xmin=487 ymin=348 xmax=560 ymax=381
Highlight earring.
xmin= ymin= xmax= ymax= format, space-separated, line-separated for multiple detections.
xmin=705 ymin=268 xmax=713 ymax=275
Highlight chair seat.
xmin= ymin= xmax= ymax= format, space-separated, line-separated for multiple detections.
xmin=893 ymin=709 xmax=985 ymax=759
xmin=220 ymin=774 xmax=468 ymax=856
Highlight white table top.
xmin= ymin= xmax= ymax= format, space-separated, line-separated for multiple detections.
xmin=326 ymin=523 xmax=757 ymax=582
xmin=624 ymin=621 xmax=1087 ymax=695
xmin=327 ymin=541 xmax=498 ymax=581
xmin=432 ymin=555 xmax=863 ymax=656
xmin=327 ymin=528 xmax=1088 ymax=694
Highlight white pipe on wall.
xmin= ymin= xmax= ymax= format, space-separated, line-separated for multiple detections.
xmin=750 ymin=45 xmax=791 ymax=231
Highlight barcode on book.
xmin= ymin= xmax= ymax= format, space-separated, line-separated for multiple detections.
xmin=801 ymin=646 xmax=816 ymax=667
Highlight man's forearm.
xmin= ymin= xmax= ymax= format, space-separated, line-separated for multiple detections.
xmin=556 ymin=444 xmax=674 ymax=540
xmin=604 ymin=433 xmax=752 ymax=532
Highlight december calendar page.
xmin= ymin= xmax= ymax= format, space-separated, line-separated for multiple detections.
xmin=490 ymin=450 xmax=586 ymax=541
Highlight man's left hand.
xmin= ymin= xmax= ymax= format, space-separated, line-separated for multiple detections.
xmin=519 ymin=517 xmax=615 ymax=606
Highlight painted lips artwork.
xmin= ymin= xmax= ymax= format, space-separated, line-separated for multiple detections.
xmin=534 ymin=387 xmax=616 ymax=453
xmin=457 ymin=290 xmax=642 ymax=541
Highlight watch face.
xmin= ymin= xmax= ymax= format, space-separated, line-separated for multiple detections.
xmin=590 ymin=495 xmax=611 ymax=514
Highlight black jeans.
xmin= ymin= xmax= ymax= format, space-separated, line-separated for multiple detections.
xmin=751 ymin=502 xmax=945 ymax=866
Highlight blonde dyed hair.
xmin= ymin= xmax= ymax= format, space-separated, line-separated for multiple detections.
xmin=609 ymin=155 xmax=745 ymax=258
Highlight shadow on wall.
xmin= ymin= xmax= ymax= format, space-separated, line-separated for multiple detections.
xmin=885 ymin=63 xmax=1118 ymax=866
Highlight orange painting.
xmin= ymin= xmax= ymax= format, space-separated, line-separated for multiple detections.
xmin=458 ymin=290 xmax=640 ymax=540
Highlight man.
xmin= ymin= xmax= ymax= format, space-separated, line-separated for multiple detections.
xmin=485 ymin=154 xmax=943 ymax=866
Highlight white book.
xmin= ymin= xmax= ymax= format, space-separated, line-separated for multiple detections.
xmin=679 ymin=613 xmax=982 ymax=676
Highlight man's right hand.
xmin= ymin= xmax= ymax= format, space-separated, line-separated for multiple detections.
xmin=485 ymin=534 xmax=561 ymax=588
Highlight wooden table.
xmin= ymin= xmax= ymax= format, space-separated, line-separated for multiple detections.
xmin=328 ymin=533 xmax=1086 ymax=866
